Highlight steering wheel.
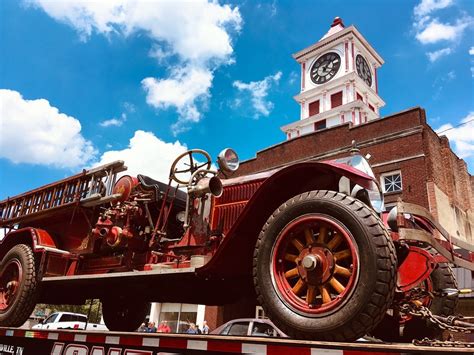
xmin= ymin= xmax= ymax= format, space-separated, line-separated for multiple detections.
xmin=169 ymin=149 xmax=212 ymax=185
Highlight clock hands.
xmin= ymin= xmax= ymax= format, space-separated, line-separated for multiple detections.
xmin=310 ymin=52 xmax=341 ymax=84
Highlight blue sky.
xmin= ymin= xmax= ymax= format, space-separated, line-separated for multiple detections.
xmin=1 ymin=0 xmax=473 ymax=200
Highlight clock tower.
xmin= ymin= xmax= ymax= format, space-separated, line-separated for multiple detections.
xmin=282 ymin=17 xmax=385 ymax=140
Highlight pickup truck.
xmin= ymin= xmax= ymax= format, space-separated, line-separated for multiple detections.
xmin=31 ymin=312 xmax=107 ymax=331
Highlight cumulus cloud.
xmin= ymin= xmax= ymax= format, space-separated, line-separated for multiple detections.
xmin=0 ymin=89 xmax=96 ymax=168
xmin=27 ymin=0 xmax=242 ymax=133
xmin=427 ymin=47 xmax=452 ymax=61
xmin=415 ymin=17 xmax=471 ymax=44
xmin=233 ymin=71 xmax=282 ymax=118
xmin=95 ymin=130 xmax=188 ymax=182
xmin=414 ymin=0 xmax=453 ymax=18
xmin=436 ymin=112 xmax=474 ymax=159
xmin=142 ymin=66 xmax=213 ymax=135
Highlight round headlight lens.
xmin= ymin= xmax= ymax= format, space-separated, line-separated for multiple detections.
xmin=217 ymin=148 xmax=239 ymax=173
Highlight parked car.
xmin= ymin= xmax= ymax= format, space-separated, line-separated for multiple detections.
xmin=32 ymin=312 xmax=107 ymax=331
xmin=211 ymin=318 xmax=287 ymax=337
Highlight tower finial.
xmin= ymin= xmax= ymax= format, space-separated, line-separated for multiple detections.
xmin=331 ymin=17 xmax=344 ymax=28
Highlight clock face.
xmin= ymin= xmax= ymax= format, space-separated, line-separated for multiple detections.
xmin=310 ymin=52 xmax=341 ymax=84
xmin=356 ymin=54 xmax=372 ymax=87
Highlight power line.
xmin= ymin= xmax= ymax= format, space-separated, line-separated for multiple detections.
xmin=436 ymin=118 xmax=474 ymax=135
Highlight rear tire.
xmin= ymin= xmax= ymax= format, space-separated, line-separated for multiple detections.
xmin=253 ymin=190 xmax=397 ymax=341
xmin=0 ymin=244 xmax=38 ymax=327
xmin=102 ymin=298 xmax=150 ymax=331
xmin=403 ymin=263 xmax=458 ymax=341
xmin=371 ymin=260 xmax=458 ymax=342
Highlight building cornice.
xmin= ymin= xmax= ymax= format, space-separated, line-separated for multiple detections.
xmin=240 ymin=126 xmax=424 ymax=174
xmin=294 ymin=72 xmax=385 ymax=107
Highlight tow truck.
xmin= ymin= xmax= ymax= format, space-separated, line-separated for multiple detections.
xmin=0 ymin=147 xmax=473 ymax=353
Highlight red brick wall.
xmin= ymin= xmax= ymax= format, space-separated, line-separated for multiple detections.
xmin=424 ymin=126 xmax=474 ymax=211
xmin=234 ymin=107 xmax=472 ymax=214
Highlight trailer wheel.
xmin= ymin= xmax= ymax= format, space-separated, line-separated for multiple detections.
xmin=0 ymin=244 xmax=38 ymax=327
xmin=102 ymin=298 xmax=150 ymax=331
xmin=253 ymin=190 xmax=397 ymax=341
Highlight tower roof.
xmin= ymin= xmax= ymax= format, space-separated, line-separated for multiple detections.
xmin=292 ymin=18 xmax=384 ymax=66
xmin=320 ymin=17 xmax=345 ymax=40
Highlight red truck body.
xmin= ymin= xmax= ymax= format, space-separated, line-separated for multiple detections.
xmin=0 ymin=148 xmax=472 ymax=342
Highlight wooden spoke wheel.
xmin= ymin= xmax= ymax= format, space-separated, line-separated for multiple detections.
xmin=272 ymin=215 xmax=359 ymax=315
xmin=254 ymin=190 xmax=397 ymax=341
xmin=0 ymin=244 xmax=38 ymax=327
xmin=0 ymin=259 xmax=22 ymax=311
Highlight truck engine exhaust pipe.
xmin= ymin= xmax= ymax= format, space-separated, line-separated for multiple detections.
xmin=189 ymin=176 xmax=223 ymax=198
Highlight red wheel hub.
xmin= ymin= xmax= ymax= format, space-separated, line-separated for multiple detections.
xmin=271 ymin=214 xmax=359 ymax=315
xmin=0 ymin=259 xmax=22 ymax=312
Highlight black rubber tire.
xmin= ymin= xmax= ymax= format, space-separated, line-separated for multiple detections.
xmin=372 ymin=255 xmax=458 ymax=342
xmin=102 ymin=298 xmax=150 ymax=331
xmin=0 ymin=244 xmax=38 ymax=327
xmin=402 ymin=262 xmax=458 ymax=341
xmin=253 ymin=190 xmax=397 ymax=341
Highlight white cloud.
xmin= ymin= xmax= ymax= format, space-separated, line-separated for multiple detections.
xmin=427 ymin=47 xmax=452 ymax=61
xmin=0 ymin=89 xmax=96 ymax=168
xmin=414 ymin=0 xmax=453 ymax=18
xmin=415 ymin=18 xmax=471 ymax=44
xmin=470 ymin=47 xmax=474 ymax=77
xmin=436 ymin=112 xmax=474 ymax=159
xmin=142 ymin=66 xmax=213 ymax=135
xmin=95 ymin=130 xmax=188 ymax=182
xmin=100 ymin=113 xmax=127 ymax=127
xmin=27 ymin=0 xmax=242 ymax=133
xmin=233 ymin=71 xmax=282 ymax=118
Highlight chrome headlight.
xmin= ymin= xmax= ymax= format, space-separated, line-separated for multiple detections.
xmin=336 ymin=154 xmax=385 ymax=213
xmin=217 ymin=148 xmax=239 ymax=173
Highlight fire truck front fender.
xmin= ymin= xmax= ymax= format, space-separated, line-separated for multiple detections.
xmin=0 ymin=228 xmax=58 ymax=260
xmin=200 ymin=162 xmax=375 ymax=278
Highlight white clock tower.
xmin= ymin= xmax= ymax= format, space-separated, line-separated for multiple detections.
xmin=282 ymin=17 xmax=385 ymax=140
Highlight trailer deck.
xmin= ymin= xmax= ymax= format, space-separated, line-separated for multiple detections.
xmin=0 ymin=327 xmax=471 ymax=354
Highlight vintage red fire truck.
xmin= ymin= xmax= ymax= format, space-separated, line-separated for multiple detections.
xmin=0 ymin=147 xmax=472 ymax=342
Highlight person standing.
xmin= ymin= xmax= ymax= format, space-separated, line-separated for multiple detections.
xmin=201 ymin=320 xmax=209 ymax=334
xmin=146 ymin=322 xmax=157 ymax=333
xmin=186 ymin=323 xmax=198 ymax=334
xmin=157 ymin=320 xmax=171 ymax=333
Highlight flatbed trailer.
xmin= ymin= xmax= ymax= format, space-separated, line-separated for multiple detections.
xmin=0 ymin=328 xmax=471 ymax=355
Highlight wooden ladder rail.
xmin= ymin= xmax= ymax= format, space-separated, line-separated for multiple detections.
xmin=0 ymin=160 xmax=127 ymax=227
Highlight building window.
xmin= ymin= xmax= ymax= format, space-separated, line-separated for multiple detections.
xmin=314 ymin=119 xmax=326 ymax=131
xmin=381 ymin=171 xmax=402 ymax=193
xmin=309 ymin=100 xmax=320 ymax=116
xmin=356 ymin=92 xmax=363 ymax=101
xmin=331 ymin=91 xmax=343 ymax=108
xmin=369 ymin=104 xmax=375 ymax=112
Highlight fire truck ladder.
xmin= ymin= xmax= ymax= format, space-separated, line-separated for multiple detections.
xmin=0 ymin=161 xmax=126 ymax=227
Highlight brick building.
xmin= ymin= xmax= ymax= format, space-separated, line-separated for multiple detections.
xmin=235 ymin=107 xmax=474 ymax=247
xmin=148 ymin=18 xmax=473 ymax=332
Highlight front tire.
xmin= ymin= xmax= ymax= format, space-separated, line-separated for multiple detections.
xmin=253 ymin=190 xmax=397 ymax=341
xmin=0 ymin=244 xmax=38 ymax=327
xmin=102 ymin=298 xmax=150 ymax=331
